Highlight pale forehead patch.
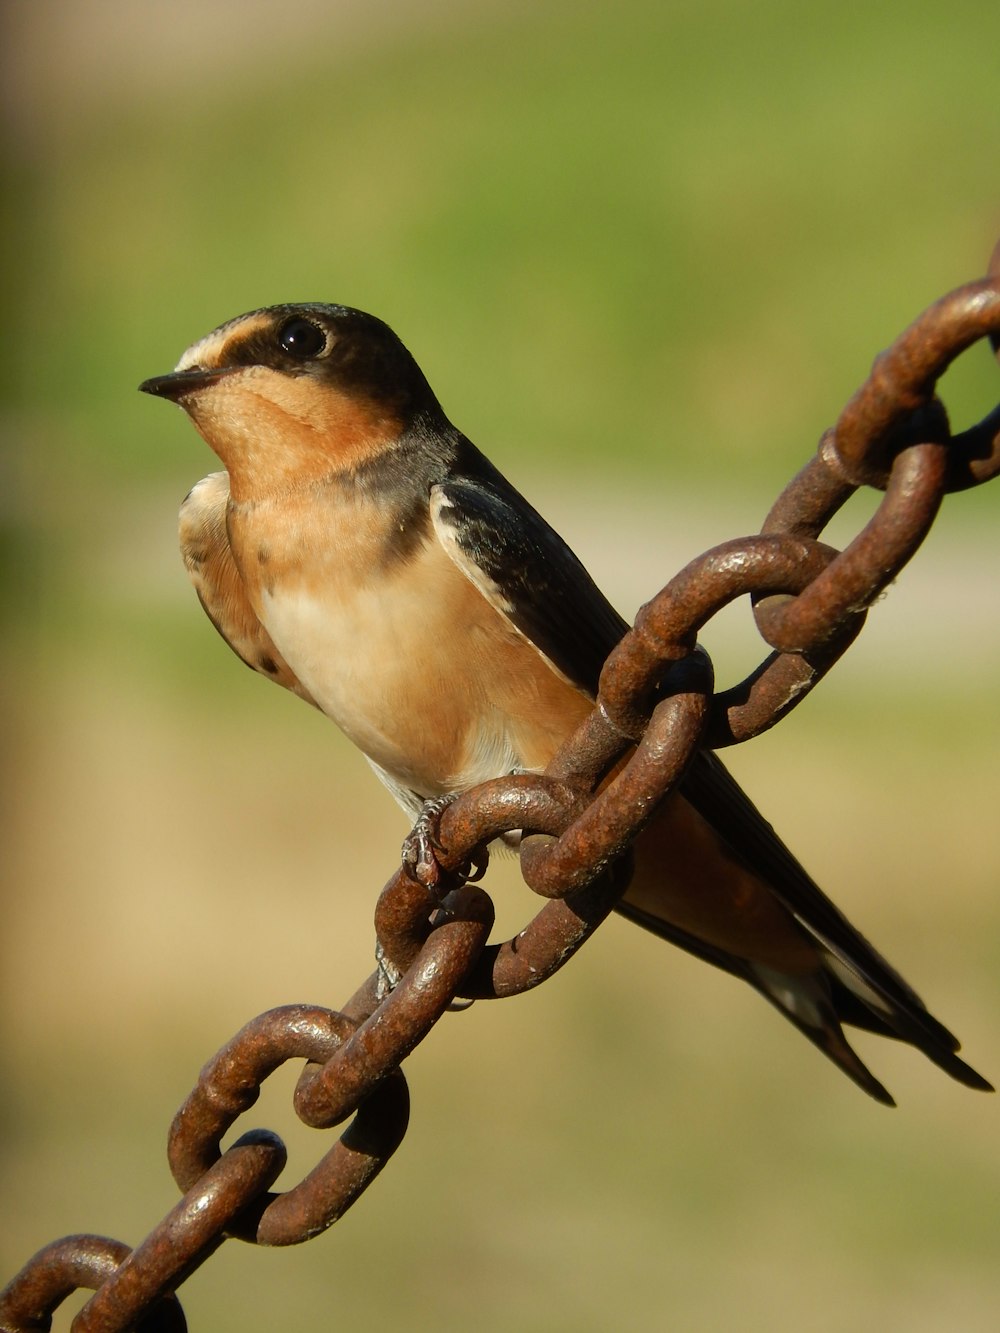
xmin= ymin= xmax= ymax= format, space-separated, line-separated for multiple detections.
xmin=174 ymin=311 xmax=275 ymax=372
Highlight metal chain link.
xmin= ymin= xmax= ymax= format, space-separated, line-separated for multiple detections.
xmin=4 ymin=250 xmax=999 ymax=1333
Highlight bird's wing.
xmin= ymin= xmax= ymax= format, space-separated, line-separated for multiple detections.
xmin=679 ymin=749 xmax=980 ymax=1067
xmin=430 ymin=461 xmax=629 ymax=695
xmin=429 ymin=457 xmax=988 ymax=1087
xmin=179 ymin=471 xmax=317 ymax=705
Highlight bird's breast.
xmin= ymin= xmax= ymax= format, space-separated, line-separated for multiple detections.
xmin=231 ymin=496 xmax=591 ymax=797
xmin=258 ymin=563 xmax=474 ymax=790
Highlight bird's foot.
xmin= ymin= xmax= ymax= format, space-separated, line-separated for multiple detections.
xmin=401 ymin=793 xmax=491 ymax=890
xmin=402 ymin=793 xmax=460 ymax=889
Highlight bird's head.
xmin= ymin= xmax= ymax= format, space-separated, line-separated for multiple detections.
xmin=140 ymin=303 xmax=443 ymax=498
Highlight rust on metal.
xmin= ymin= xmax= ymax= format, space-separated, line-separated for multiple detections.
xmin=3 ymin=250 xmax=999 ymax=1332
xmin=0 ymin=1237 xmax=186 ymax=1332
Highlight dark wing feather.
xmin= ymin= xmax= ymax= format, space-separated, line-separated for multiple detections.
xmin=615 ymin=897 xmax=897 ymax=1104
xmin=682 ymin=749 xmax=990 ymax=1087
xmin=431 ymin=449 xmax=629 ymax=694
xmin=682 ymin=752 xmax=942 ymax=1020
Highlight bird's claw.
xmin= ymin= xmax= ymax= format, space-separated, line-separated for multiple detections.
xmin=402 ymin=794 xmax=459 ymax=889
xmin=401 ymin=794 xmax=491 ymax=890
xmin=463 ymin=845 xmax=490 ymax=882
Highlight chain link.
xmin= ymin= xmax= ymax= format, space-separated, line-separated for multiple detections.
xmin=3 ymin=252 xmax=998 ymax=1333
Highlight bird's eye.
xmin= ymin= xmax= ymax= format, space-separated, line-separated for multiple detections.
xmin=277 ymin=318 xmax=327 ymax=359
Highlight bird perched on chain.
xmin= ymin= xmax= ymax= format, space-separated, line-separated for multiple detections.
xmin=140 ymin=302 xmax=990 ymax=1106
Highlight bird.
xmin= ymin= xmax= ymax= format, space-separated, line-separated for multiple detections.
xmin=139 ymin=302 xmax=991 ymax=1106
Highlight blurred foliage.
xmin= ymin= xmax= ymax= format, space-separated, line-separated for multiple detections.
xmin=2 ymin=1 xmax=999 ymax=1330
xmin=6 ymin=0 xmax=1000 ymax=482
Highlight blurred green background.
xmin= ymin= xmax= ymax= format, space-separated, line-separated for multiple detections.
xmin=3 ymin=1 xmax=999 ymax=1328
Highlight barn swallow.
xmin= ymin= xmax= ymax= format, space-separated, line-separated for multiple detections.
xmin=140 ymin=303 xmax=991 ymax=1106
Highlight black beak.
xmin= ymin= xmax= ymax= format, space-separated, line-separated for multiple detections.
xmin=138 ymin=366 xmax=239 ymax=401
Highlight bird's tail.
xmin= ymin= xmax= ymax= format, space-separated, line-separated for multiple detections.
xmin=615 ymin=898 xmax=992 ymax=1105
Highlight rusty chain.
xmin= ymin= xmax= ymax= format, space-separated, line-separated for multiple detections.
xmin=4 ymin=250 xmax=999 ymax=1332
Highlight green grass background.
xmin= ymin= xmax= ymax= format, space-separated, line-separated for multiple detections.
xmin=3 ymin=1 xmax=999 ymax=1328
